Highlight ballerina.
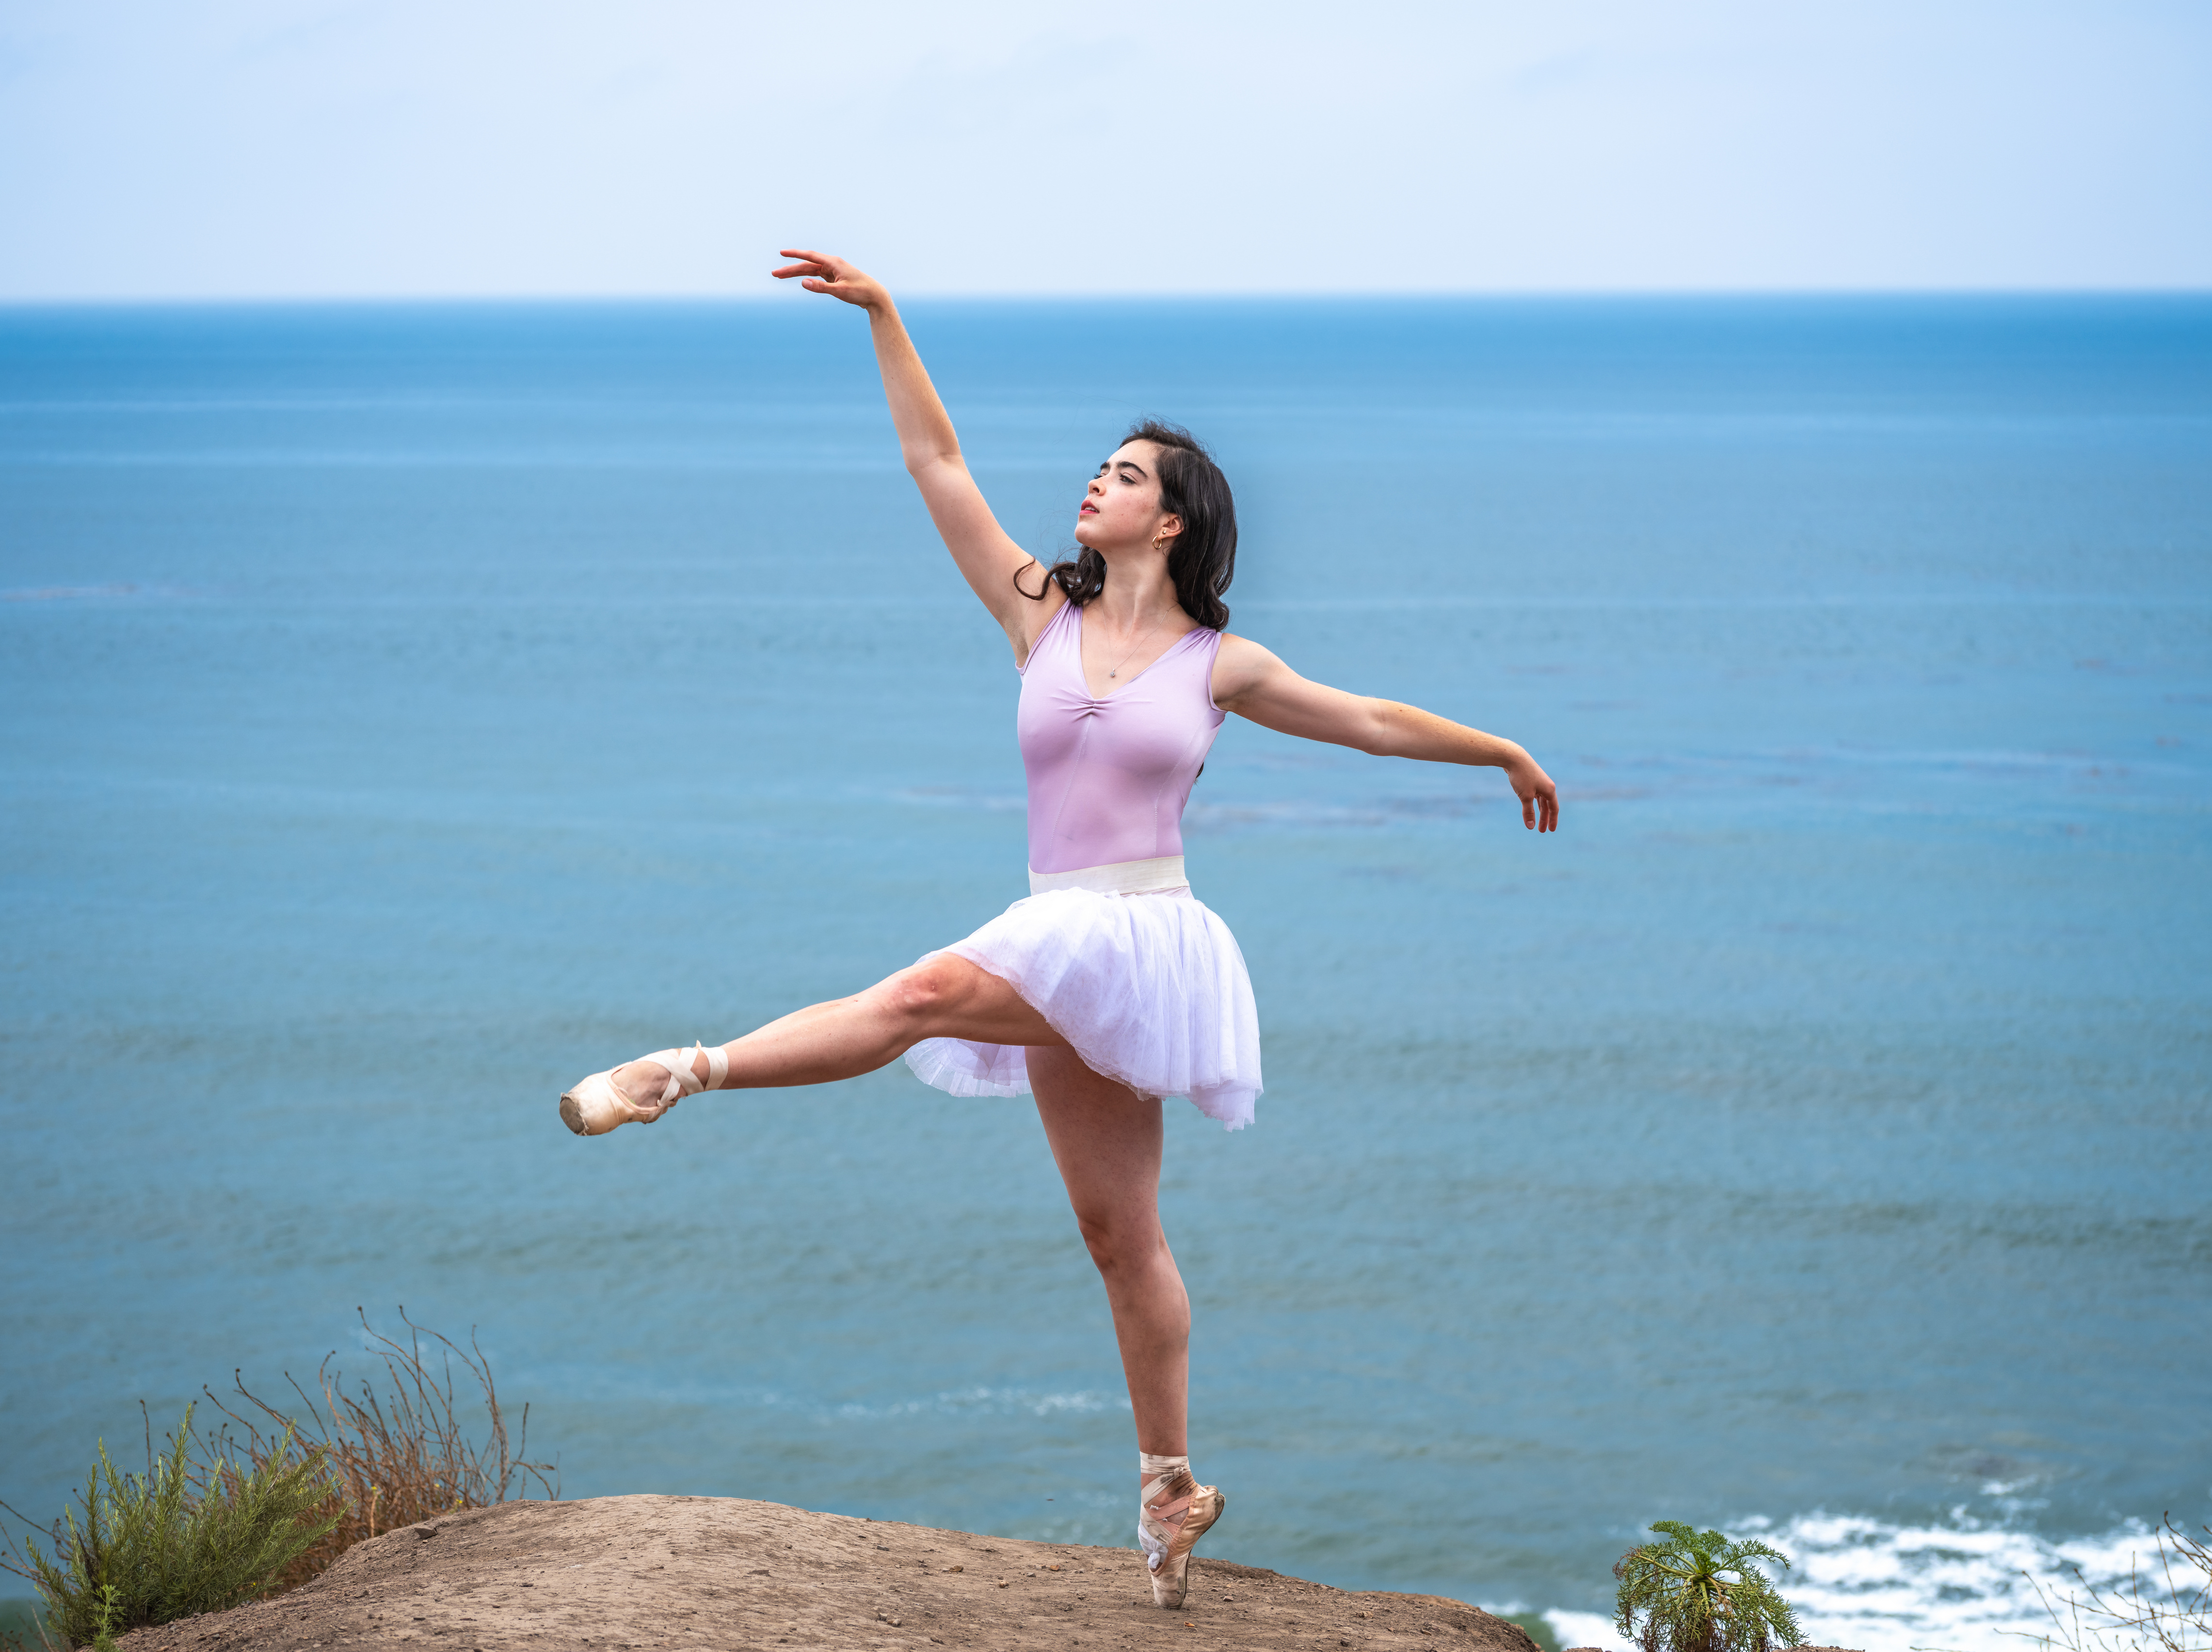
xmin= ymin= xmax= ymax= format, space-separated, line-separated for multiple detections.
xmin=559 ymin=249 xmax=1560 ymax=1608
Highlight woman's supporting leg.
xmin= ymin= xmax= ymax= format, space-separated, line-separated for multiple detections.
xmin=1027 ymin=1044 xmax=1189 ymax=1456
xmin=609 ymin=954 xmax=1062 ymax=1101
xmin=1028 ymin=1046 xmax=1221 ymax=1603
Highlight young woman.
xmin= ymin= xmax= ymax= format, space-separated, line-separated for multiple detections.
xmin=559 ymin=250 xmax=1560 ymax=1608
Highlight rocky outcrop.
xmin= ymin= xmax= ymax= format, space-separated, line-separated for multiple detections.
xmin=112 ymin=1494 xmax=1548 ymax=1651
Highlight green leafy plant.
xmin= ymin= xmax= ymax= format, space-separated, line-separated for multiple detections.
xmin=2 ymin=1308 xmax=556 ymax=1647
xmin=1615 ymin=1521 xmax=1805 ymax=1652
xmin=0 ymin=1403 xmax=339 ymax=1648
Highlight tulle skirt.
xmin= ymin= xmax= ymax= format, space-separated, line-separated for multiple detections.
xmin=903 ymin=887 xmax=1263 ymax=1131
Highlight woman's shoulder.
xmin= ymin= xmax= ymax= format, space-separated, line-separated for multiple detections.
xmin=1207 ymin=631 xmax=1288 ymax=706
xmin=1011 ymin=580 xmax=1074 ymax=671
xmin=1212 ymin=631 xmax=1277 ymax=668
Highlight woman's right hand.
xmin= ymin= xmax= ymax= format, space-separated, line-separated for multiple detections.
xmin=772 ymin=249 xmax=890 ymax=312
xmin=774 ymin=244 xmax=1046 ymax=649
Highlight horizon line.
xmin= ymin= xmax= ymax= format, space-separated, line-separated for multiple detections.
xmin=4 ymin=284 xmax=2211 ymax=310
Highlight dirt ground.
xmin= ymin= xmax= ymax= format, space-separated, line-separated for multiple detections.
xmin=108 ymin=1494 xmax=1555 ymax=1652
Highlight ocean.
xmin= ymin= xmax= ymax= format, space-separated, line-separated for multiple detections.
xmin=2 ymin=295 xmax=2207 ymax=1649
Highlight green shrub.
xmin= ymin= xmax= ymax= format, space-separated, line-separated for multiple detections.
xmin=1614 ymin=1521 xmax=1805 ymax=1652
xmin=4 ymin=1309 xmax=556 ymax=1645
xmin=1 ymin=1403 xmax=338 ymax=1648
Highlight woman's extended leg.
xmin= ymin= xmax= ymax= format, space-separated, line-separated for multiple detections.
xmin=593 ymin=954 xmax=1063 ymax=1111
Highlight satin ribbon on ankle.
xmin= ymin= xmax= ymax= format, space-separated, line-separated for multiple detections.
xmin=652 ymin=1041 xmax=727 ymax=1105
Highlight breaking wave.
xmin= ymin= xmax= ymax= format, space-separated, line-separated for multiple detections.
xmin=1542 ymin=1509 xmax=2207 ymax=1652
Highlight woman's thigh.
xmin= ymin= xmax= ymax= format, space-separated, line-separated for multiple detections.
xmin=1028 ymin=1045 xmax=1163 ymax=1233
xmin=871 ymin=953 xmax=1067 ymax=1049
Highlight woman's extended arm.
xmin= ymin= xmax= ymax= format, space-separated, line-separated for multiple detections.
xmin=1212 ymin=634 xmax=1560 ymax=831
xmin=772 ymin=250 xmax=1052 ymax=650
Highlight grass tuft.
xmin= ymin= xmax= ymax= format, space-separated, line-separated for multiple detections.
xmin=0 ymin=1403 xmax=339 ymax=1648
xmin=206 ymin=1306 xmax=559 ymax=1593
xmin=1 ymin=1308 xmax=555 ymax=1646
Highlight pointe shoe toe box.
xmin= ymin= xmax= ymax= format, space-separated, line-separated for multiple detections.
xmin=558 ymin=1070 xmax=662 ymax=1136
xmin=1149 ymin=1485 xmax=1224 ymax=1608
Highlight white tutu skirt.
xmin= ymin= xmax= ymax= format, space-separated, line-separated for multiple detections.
xmin=903 ymin=888 xmax=1263 ymax=1131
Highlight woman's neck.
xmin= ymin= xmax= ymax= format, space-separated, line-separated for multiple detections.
xmin=1088 ymin=557 xmax=1187 ymax=632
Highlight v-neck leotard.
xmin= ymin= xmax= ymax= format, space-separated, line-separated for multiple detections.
xmin=1016 ymin=599 xmax=1226 ymax=876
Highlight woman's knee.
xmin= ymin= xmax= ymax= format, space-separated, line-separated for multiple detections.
xmin=875 ymin=956 xmax=972 ymax=1029
xmin=1072 ymin=1207 xmax=1162 ymax=1276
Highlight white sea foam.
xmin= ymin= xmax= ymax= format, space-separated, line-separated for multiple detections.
xmin=1542 ymin=1510 xmax=2208 ymax=1652
xmin=830 ymin=1385 xmax=1125 ymax=1421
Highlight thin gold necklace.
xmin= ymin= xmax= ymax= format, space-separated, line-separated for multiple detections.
xmin=1101 ymin=540 xmax=1176 ymax=680
xmin=1102 ymin=612 xmax=1169 ymax=679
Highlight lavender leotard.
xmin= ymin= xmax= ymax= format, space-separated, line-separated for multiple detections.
xmin=1017 ymin=599 xmax=1226 ymax=876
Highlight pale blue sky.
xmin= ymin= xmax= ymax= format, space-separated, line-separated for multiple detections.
xmin=2 ymin=0 xmax=2207 ymax=299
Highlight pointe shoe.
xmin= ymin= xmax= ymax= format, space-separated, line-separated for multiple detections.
xmin=1139 ymin=1463 xmax=1225 ymax=1610
xmin=559 ymin=1041 xmax=727 ymax=1136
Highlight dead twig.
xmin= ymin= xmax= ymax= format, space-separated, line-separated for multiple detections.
xmin=201 ymin=1307 xmax=558 ymax=1592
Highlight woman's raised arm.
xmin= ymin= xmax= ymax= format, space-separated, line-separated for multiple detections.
xmin=773 ymin=250 xmax=1052 ymax=649
xmin=1212 ymin=634 xmax=1561 ymax=831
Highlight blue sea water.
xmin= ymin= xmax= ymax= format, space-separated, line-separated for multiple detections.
xmin=2 ymin=296 xmax=2208 ymax=1649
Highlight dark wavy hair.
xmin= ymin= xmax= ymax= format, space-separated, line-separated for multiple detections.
xmin=1014 ymin=419 xmax=1238 ymax=630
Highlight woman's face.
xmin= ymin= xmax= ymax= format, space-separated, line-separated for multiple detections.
xmin=1074 ymin=441 xmax=1179 ymax=556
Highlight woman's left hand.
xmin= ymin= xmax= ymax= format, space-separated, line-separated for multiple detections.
xmin=1506 ymin=753 xmax=1559 ymax=832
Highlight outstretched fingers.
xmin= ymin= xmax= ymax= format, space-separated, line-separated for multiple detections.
xmin=770 ymin=248 xmax=885 ymax=308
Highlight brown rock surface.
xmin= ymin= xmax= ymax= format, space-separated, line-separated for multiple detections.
xmin=110 ymin=1495 xmax=1546 ymax=1652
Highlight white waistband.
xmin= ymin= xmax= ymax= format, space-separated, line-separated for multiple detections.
xmin=1028 ymin=855 xmax=1191 ymax=897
